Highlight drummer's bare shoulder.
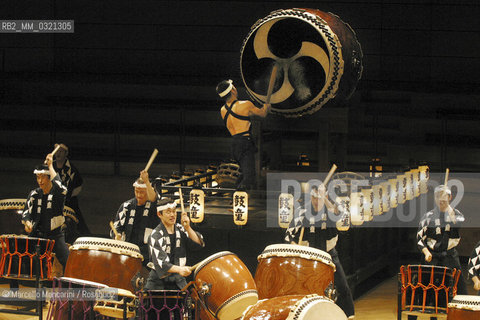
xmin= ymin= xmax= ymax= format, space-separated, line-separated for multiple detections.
xmin=239 ymin=100 xmax=270 ymax=118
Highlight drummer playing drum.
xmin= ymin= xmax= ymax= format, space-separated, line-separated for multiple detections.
xmin=22 ymin=152 xmax=70 ymax=269
xmin=110 ymin=170 xmax=158 ymax=266
xmin=145 ymin=197 xmax=205 ymax=290
xmin=284 ymin=184 xmax=355 ymax=319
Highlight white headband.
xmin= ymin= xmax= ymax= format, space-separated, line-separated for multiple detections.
xmin=34 ymin=169 xmax=50 ymax=175
xmin=434 ymin=185 xmax=451 ymax=195
xmin=218 ymin=80 xmax=233 ymax=97
xmin=133 ymin=181 xmax=147 ymax=188
xmin=157 ymin=202 xmax=177 ymax=212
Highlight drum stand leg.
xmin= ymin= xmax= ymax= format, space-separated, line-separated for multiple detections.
xmin=0 ymin=244 xmax=44 ymax=320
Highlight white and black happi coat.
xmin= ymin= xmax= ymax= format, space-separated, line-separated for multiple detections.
xmin=148 ymin=222 xmax=204 ymax=278
xmin=54 ymin=159 xmax=83 ymax=202
xmin=111 ymin=198 xmax=158 ymax=258
xmin=416 ymin=207 xmax=464 ymax=254
xmin=22 ymin=174 xmax=67 ymax=236
xmin=468 ymin=240 xmax=480 ymax=279
xmin=284 ymin=204 xmax=340 ymax=253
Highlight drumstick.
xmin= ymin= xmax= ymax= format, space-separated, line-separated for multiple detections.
xmin=188 ymin=261 xmax=202 ymax=272
xmin=109 ymin=221 xmax=120 ymax=239
xmin=323 ymin=164 xmax=338 ymax=186
xmin=179 ymin=187 xmax=187 ymax=227
xmin=265 ymin=64 xmax=278 ymax=104
xmin=44 ymin=144 xmax=62 ymax=164
xmin=298 ymin=227 xmax=306 ymax=245
xmin=144 ymin=148 xmax=159 ymax=172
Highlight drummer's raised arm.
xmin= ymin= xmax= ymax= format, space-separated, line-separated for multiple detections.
xmin=140 ymin=170 xmax=156 ymax=202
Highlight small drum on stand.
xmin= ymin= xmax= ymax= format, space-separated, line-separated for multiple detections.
xmin=255 ymin=244 xmax=335 ymax=299
xmin=0 ymin=199 xmax=27 ymax=235
xmin=448 ymin=295 xmax=480 ymax=320
xmin=47 ymin=276 xmax=108 ymax=320
xmin=215 ymin=162 xmax=241 ymax=188
xmin=241 ymin=294 xmax=347 ymax=320
xmin=64 ymin=237 xmax=143 ymax=292
xmin=94 ymin=287 xmax=137 ymax=319
xmin=137 ymin=290 xmax=191 ymax=320
xmin=399 ymin=264 xmax=460 ymax=314
xmin=193 ymin=251 xmax=258 ymax=320
xmin=0 ymin=234 xmax=55 ymax=280
xmin=240 ymin=8 xmax=363 ymax=118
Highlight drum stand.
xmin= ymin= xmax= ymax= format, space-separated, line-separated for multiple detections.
xmin=397 ymin=272 xmax=447 ymax=320
xmin=0 ymin=244 xmax=45 ymax=320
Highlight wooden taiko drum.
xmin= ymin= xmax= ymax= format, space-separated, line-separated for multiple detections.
xmin=447 ymin=295 xmax=480 ymax=320
xmin=0 ymin=234 xmax=55 ymax=280
xmin=241 ymin=294 xmax=347 ymax=320
xmin=240 ymin=8 xmax=363 ymax=117
xmin=193 ymin=251 xmax=258 ymax=320
xmin=254 ymin=244 xmax=335 ymax=299
xmin=64 ymin=237 xmax=143 ymax=292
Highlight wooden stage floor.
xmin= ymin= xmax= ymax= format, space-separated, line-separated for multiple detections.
xmin=0 ymin=276 xmax=477 ymax=320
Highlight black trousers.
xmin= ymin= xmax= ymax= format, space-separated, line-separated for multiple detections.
xmin=231 ymin=135 xmax=256 ymax=190
xmin=329 ymin=248 xmax=355 ymax=318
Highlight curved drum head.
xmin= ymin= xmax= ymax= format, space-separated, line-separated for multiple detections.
xmin=241 ymin=295 xmax=346 ymax=320
xmin=240 ymin=8 xmax=363 ymax=118
xmin=448 ymin=295 xmax=480 ymax=320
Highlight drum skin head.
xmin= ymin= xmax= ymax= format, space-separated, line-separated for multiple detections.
xmin=241 ymin=295 xmax=347 ymax=320
xmin=240 ymin=8 xmax=363 ymax=118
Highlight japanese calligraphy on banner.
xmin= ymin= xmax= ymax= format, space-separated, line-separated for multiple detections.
xmin=278 ymin=193 xmax=294 ymax=228
xmin=233 ymin=191 xmax=248 ymax=226
xmin=189 ymin=189 xmax=205 ymax=223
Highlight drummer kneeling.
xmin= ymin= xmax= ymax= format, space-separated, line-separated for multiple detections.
xmin=145 ymin=197 xmax=205 ymax=290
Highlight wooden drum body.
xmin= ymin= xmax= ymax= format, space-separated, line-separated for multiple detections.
xmin=240 ymin=8 xmax=363 ymax=117
xmin=194 ymin=251 xmax=258 ymax=320
xmin=0 ymin=234 xmax=54 ymax=280
xmin=241 ymin=294 xmax=347 ymax=320
xmin=64 ymin=237 xmax=143 ymax=292
xmin=255 ymin=244 xmax=335 ymax=299
xmin=448 ymin=295 xmax=480 ymax=320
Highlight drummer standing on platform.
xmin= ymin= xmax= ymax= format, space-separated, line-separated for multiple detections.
xmin=416 ymin=184 xmax=468 ymax=294
xmin=111 ymin=170 xmax=158 ymax=264
xmin=22 ymin=153 xmax=70 ymax=268
xmin=217 ymin=79 xmax=271 ymax=190
xmin=284 ymin=185 xmax=355 ymax=319
xmin=145 ymin=197 xmax=204 ymax=290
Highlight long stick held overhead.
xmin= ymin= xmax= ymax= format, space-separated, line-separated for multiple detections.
xmin=178 ymin=187 xmax=187 ymax=227
xmin=444 ymin=168 xmax=450 ymax=187
xmin=265 ymin=64 xmax=278 ymax=104
xmin=323 ymin=164 xmax=338 ymax=186
xmin=144 ymin=148 xmax=159 ymax=172
xmin=44 ymin=144 xmax=62 ymax=164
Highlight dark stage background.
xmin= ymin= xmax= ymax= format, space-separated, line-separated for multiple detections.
xmin=1 ymin=0 xmax=479 ymax=297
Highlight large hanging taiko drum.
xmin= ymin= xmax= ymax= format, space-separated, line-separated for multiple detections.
xmin=240 ymin=8 xmax=363 ymax=117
